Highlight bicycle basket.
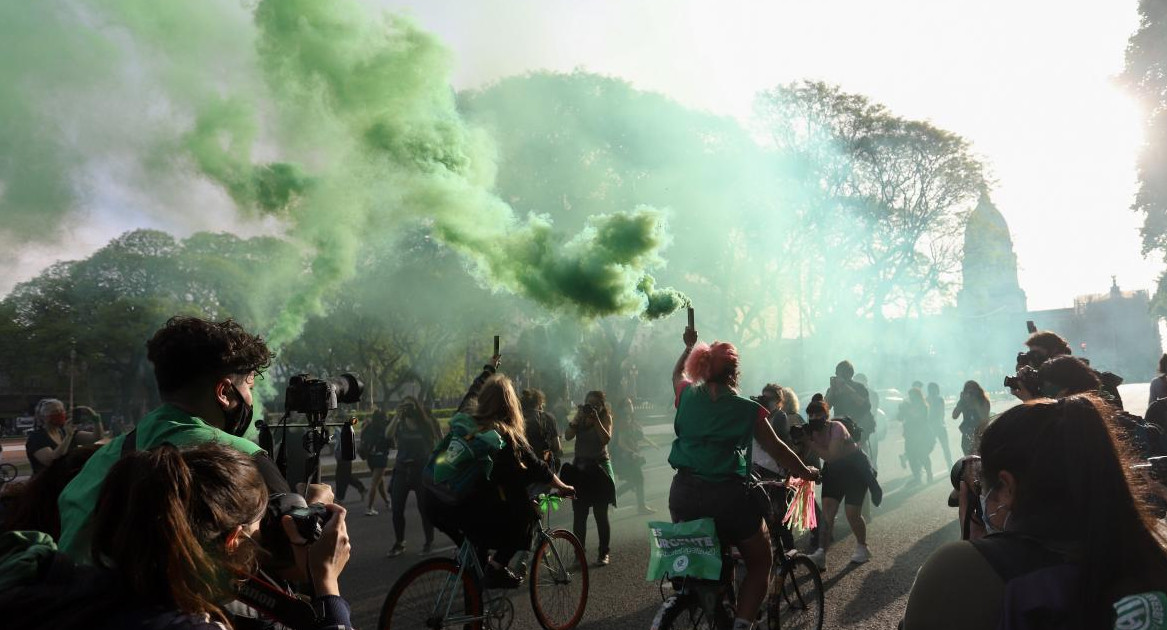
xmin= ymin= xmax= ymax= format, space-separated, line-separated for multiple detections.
xmin=646 ymin=518 xmax=722 ymax=581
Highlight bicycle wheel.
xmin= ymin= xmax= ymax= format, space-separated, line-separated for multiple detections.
xmin=379 ymin=557 xmax=483 ymax=630
xmin=0 ymin=463 xmax=16 ymax=483
xmin=769 ymin=556 xmax=823 ymax=630
xmin=651 ymin=592 xmax=727 ymax=630
xmin=529 ymin=528 xmax=589 ymax=630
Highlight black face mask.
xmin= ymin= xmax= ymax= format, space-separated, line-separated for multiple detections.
xmin=223 ymin=383 xmax=254 ymax=437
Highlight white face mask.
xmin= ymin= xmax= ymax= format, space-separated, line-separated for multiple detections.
xmin=979 ymin=488 xmax=1010 ymax=535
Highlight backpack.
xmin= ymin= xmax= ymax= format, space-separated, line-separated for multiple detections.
xmin=422 ymin=414 xmax=504 ymax=506
xmin=836 ymin=415 xmax=864 ymax=444
xmin=971 ymin=534 xmax=1087 ymax=630
xmin=357 ymin=424 xmax=375 ymax=460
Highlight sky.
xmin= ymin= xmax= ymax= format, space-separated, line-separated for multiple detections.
xmin=0 ymin=0 xmax=1152 ymax=314
xmin=374 ymin=0 xmax=1150 ymax=312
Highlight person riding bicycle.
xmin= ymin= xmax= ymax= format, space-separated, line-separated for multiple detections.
xmin=424 ymin=357 xmax=575 ymax=589
xmin=668 ymin=326 xmax=818 ymax=630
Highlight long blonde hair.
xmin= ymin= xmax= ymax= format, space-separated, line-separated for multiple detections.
xmin=473 ymin=374 xmax=530 ymax=451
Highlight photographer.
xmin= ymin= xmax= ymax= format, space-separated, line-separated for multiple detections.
xmin=0 ymin=442 xmax=353 ymax=630
xmin=57 ymin=316 xmax=320 ymax=561
xmin=904 ymin=396 xmax=1167 ymax=630
xmin=826 ymin=361 xmax=876 ymax=455
xmin=1009 ymin=330 xmax=1124 ymax=408
xmin=385 ymin=396 xmax=442 ymax=558
xmin=24 ymin=399 xmax=105 ymax=476
xmin=952 ymin=381 xmax=991 ymax=456
xmin=804 ymin=395 xmax=880 ymax=570
xmin=564 ymin=390 xmax=616 ymax=567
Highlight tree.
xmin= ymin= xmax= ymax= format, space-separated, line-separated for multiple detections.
xmin=754 ymin=81 xmax=986 ymax=330
xmin=1123 ymin=0 xmax=1167 ymax=314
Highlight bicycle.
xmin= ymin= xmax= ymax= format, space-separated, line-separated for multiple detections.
xmin=650 ymin=478 xmax=824 ymax=630
xmin=0 ymin=462 xmax=17 ymax=486
xmin=378 ymin=493 xmax=589 ymax=630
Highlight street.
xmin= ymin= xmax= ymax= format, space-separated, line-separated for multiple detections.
xmin=337 ymin=424 xmax=964 ymax=630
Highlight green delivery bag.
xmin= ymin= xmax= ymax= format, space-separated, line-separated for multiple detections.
xmin=646 ymin=518 xmax=722 ymax=581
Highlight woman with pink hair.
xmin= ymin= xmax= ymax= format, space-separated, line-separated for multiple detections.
xmin=668 ymin=325 xmax=819 ymax=630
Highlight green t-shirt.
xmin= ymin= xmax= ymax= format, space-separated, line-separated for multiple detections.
xmin=57 ymin=403 xmax=263 ymax=561
xmin=668 ymin=382 xmax=765 ymax=482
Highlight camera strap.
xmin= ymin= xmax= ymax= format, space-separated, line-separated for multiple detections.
xmin=234 ymin=572 xmax=319 ymax=630
xmin=120 ymin=429 xmax=137 ymax=458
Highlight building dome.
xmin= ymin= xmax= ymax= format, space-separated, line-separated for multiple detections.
xmin=958 ymin=189 xmax=1028 ymax=316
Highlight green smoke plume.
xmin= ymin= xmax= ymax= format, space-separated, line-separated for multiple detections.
xmin=242 ymin=0 xmax=686 ymax=343
xmin=1 ymin=0 xmax=686 ymax=351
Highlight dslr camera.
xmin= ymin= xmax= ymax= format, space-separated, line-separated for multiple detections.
xmin=284 ymin=373 xmax=363 ymax=416
xmin=1003 ymin=365 xmax=1040 ymax=393
xmin=788 ymin=424 xmax=806 ymax=443
xmin=260 ymin=493 xmax=333 ymax=569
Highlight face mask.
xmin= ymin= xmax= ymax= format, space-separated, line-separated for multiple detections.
xmin=979 ymin=487 xmax=1009 ymax=535
xmin=223 ymin=383 xmax=254 ymax=437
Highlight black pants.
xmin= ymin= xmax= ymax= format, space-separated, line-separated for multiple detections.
xmin=334 ymin=459 xmax=366 ymax=502
xmin=390 ymin=461 xmax=434 ymax=546
xmin=572 ymin=500 xmax=611 ymax=556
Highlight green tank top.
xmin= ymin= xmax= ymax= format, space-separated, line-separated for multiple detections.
xmin=668 ymin=383 xmax=763 ymax=482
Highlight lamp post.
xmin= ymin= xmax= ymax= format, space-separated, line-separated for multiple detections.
xmin=629 ymin=364 xmax=639 ymax=401
xmin=68 ymin=339 xmax=76 ymax=416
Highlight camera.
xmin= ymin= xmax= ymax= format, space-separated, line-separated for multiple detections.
xmin=1015 ymin=349 xmax=1048 ymax=370
xmin=284 ymin=373 xmax=363 ymax=416
xmin=788 ymin=424 xmax=806 ymax=442
xmin=260 ymin=494 xmax=334 ymax=569
xmin=1003 ymin=365 xmax=1040 ymax=393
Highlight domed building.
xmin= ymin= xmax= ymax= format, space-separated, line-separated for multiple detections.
xmin=957 ymin=189 xmax=1028 ymax=316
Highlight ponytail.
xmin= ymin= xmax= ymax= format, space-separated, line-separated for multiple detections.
xmin=980 ymin=396 xmax=1167 ymax=623
xmin=92 ymin=444 xmax=267 ymax=623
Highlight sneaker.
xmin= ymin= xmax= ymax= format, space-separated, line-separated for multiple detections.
xmin=850 ymin=545 xmax=871 ymax=565
xmin=638 ymin=506 xmax=656 ymax=515
xmin=421 ymin=542 xmax=433 ymax=555
xmin=596 ymin=553 xmax=610 ymax=567
xmin=365 ymin=508 xmax=379 ymax=516
xmin=387 ymin=543 xmax=406 ymax=558
xmin=483 ymin=565 xmax=523 ymax=589
xmin=807 ymin=548 xmax=826 ymax=571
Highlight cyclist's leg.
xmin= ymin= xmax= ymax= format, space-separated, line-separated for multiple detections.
xmin=735 ymin=519 xmax=774 ymax=625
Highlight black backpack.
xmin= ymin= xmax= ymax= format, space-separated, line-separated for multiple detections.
xmin=836 ymin=415 xmax=863 ymax=444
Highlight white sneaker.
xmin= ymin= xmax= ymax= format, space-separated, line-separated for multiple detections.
xmin=365 ymin=508 xmax=379 ymax=516
xmin=806 ymin=548 xmax=826 ymax=570
xmin=850 ymin=544 xmax=871 ymax=564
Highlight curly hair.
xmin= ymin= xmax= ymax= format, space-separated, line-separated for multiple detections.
xmin=684 ymin=341 xmax=740 ymax=389
xmin=147 ymin=316 xmax=272 ymax=394
xmin=520 ymin=388 xmax=546 ymax=412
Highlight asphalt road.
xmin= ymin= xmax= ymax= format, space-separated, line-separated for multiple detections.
xmin=337 ymin=424 xmax=966 ymax=630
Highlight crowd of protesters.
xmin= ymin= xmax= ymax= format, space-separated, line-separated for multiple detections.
xmin=4 ymin=312 xmax=1167 ymax=630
